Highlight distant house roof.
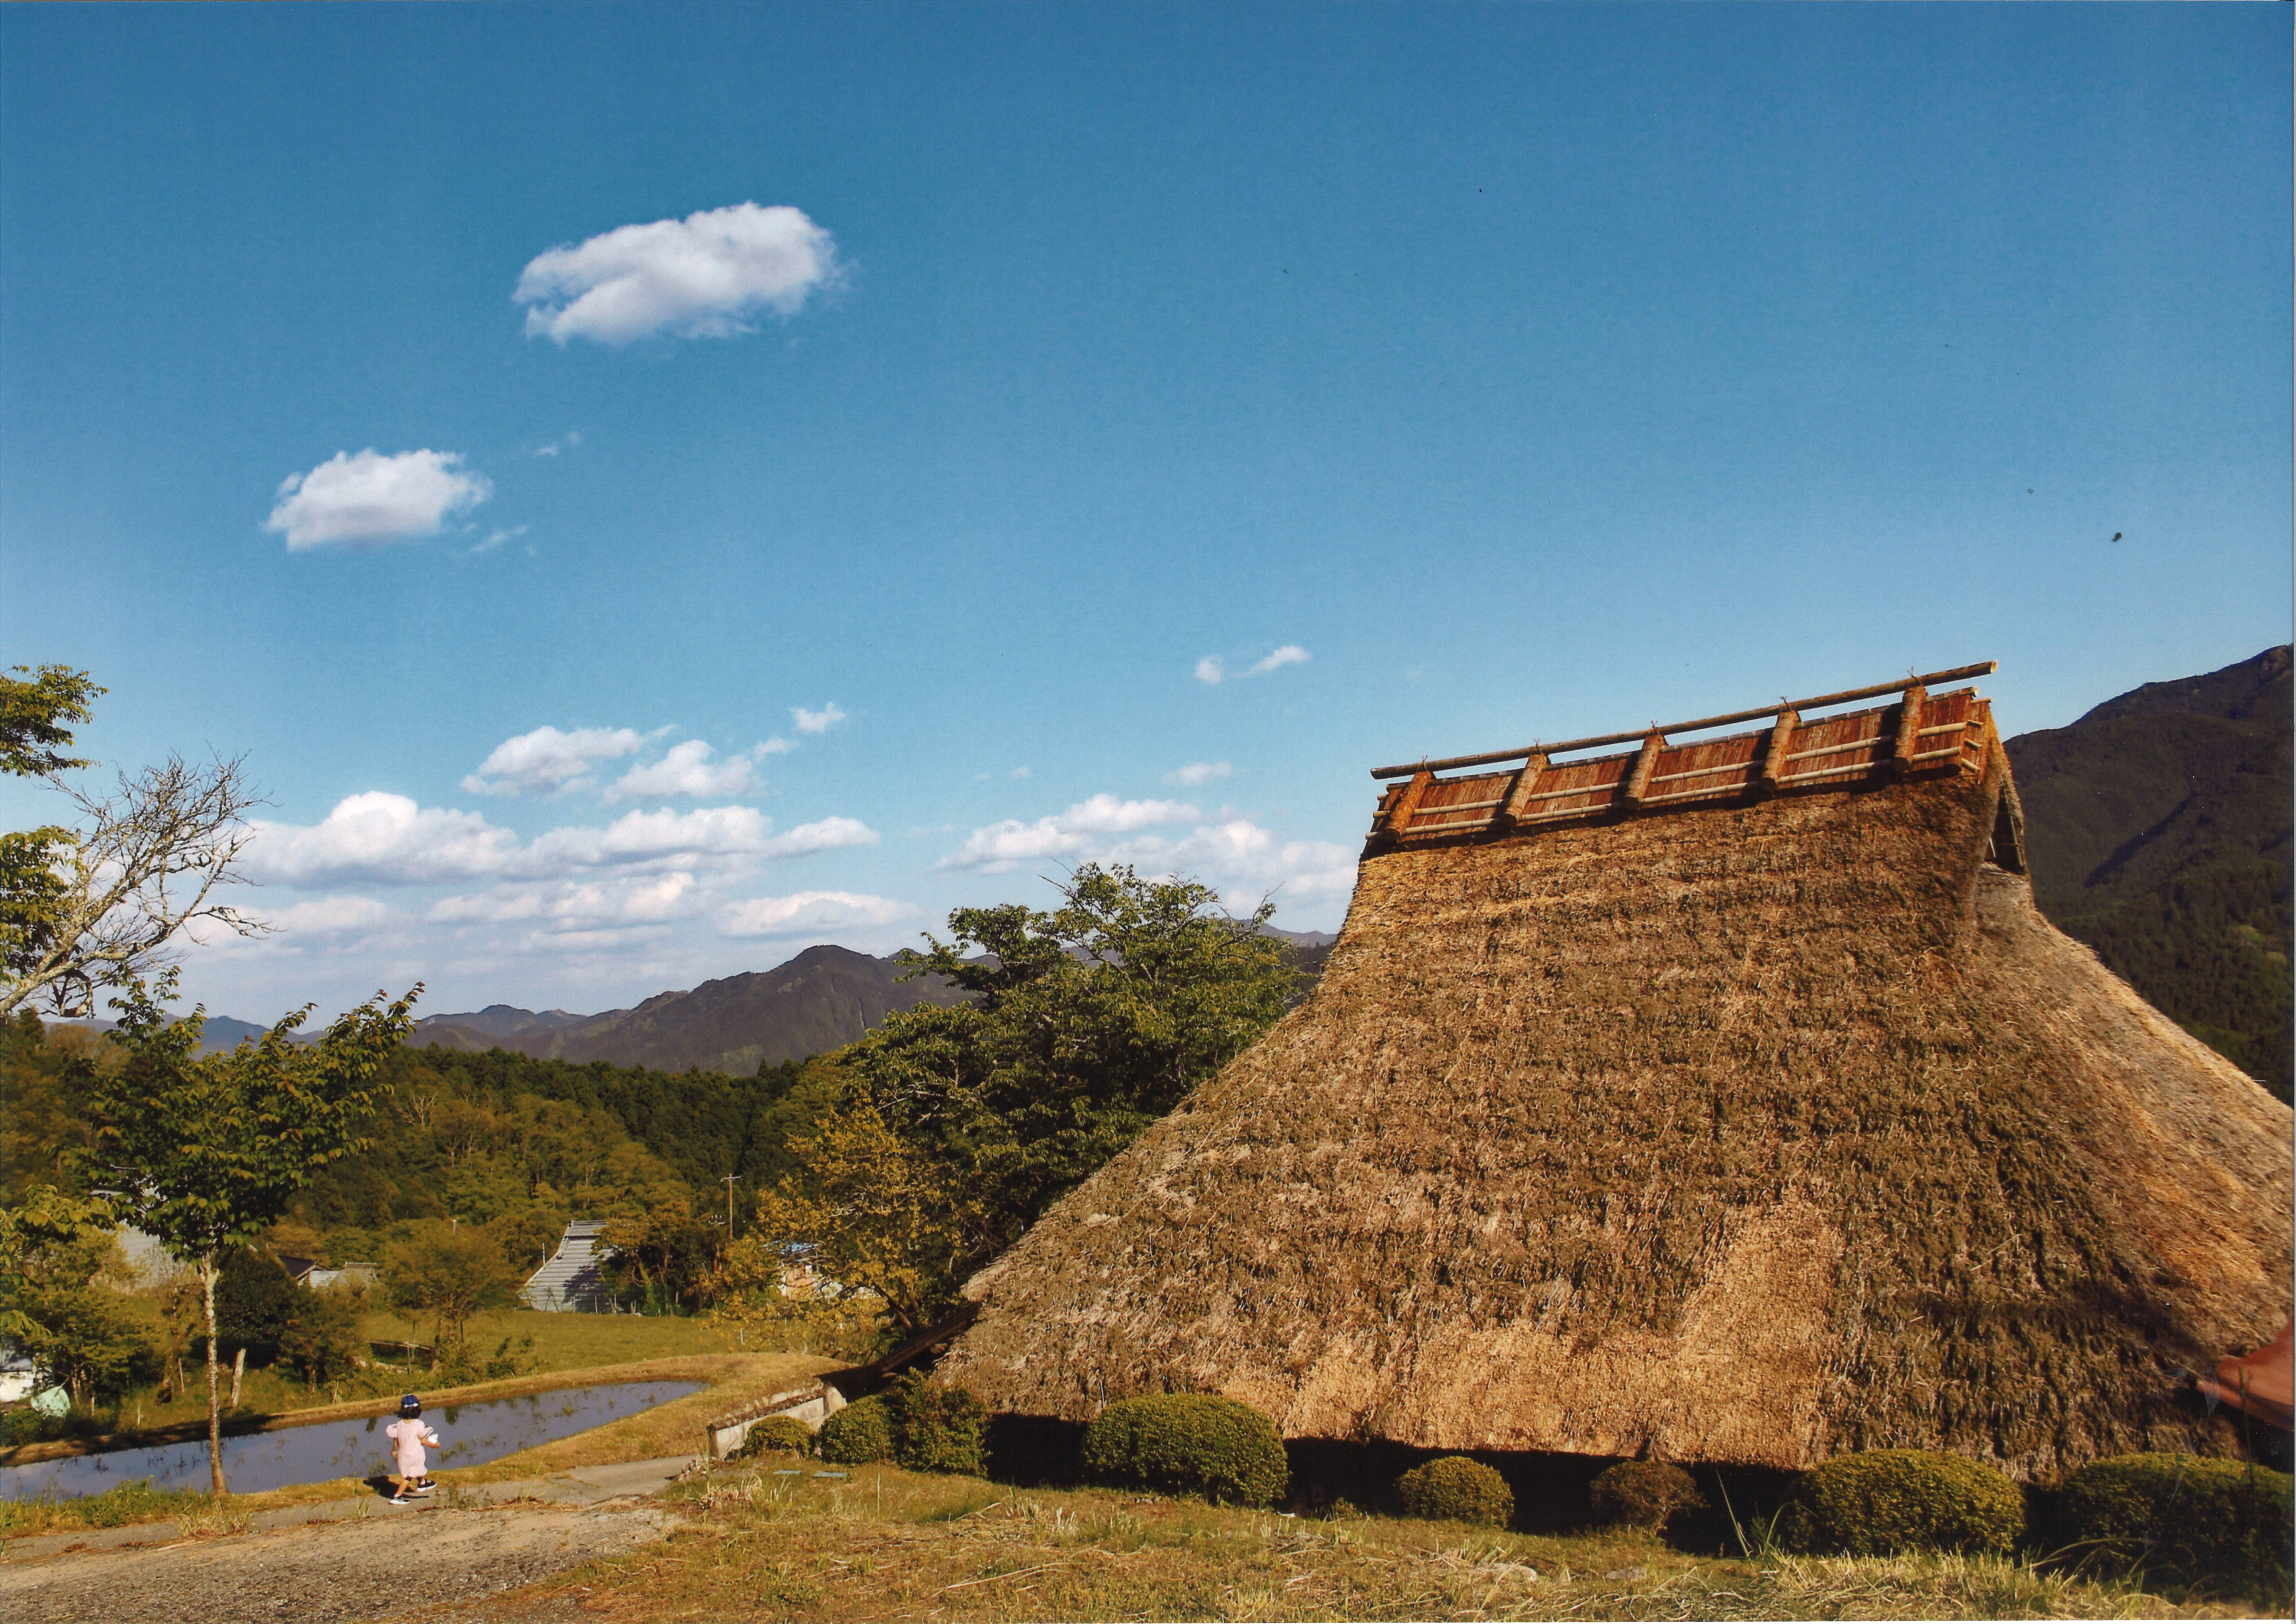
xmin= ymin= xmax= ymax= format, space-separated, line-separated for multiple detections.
xmin=520 ymin=1220 xmax=616 ymax=1312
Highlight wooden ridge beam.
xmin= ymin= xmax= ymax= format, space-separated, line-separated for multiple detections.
xmin=1369 ymin=661 xmax=1995 ymax=779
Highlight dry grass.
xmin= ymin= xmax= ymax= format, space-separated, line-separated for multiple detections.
xmin=943 ymin=752 xmax=2293 ymax=1479
xmin=475 ymin=1462 xmax=2235 ymax=1621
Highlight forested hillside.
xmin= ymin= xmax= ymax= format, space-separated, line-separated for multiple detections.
xmin=1 ymin=1013 xmax=827 ymax=1277
xmin=412 ymin=944 xmax=968 ymax=1074
xmin=2006 ymin=645 xmax=2292 ymax=1100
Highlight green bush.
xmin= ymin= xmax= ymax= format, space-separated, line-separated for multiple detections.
xmin=1396 ymin=1456 xmax=1515 ymax=1528
xmin=892 ymin=1374 xmax=986 ymax=1476
xmin=816 ymin=1395 xmax=895 ymax=1464
xmin=1590 ymin=1460 xmax=1706 ymax=1531
xmin=2055 ymin=1453 xmax=2293 ymax=1604
xmin=1781 ymin=1450 xmax=2024 ymax=1556
xmin=731 ymin=1416 xmax=814 ymax=1460
xmin=1081 ymin=1394 xmax=1289 ymax=1507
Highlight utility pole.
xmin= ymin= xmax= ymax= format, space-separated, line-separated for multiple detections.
xmin=722 ymin=1174 xmax=741 ymax=1240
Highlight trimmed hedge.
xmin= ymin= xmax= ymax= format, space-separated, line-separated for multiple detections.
xmin=816 ymin=1395 xmax=895 ymax=1464
xmin=1081 ymin=1394 xmax=1289 ymax=1507
xmin=1396 ymin=1457 xmax=1514 ymax=1528
xmin=731 ymin=1416 xmax=814 ymax=1459
xmin=1781 ymin=1450 xmax=2024 ymax=1556
xmin=1590 ymin=1460 xmax=1706 ymax=1532
xmin=2055 ymin=1453 xmax=2293 ymax=1604
xmin=892 ymin=1374 xmax=987 ymax=1476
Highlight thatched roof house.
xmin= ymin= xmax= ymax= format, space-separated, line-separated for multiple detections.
xmin=937 ymin=667 xmax=2293 ymax=1481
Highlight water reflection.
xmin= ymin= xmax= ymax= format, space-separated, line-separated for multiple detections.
xmin=1 ymin=1380 xmax=702 ymax=1501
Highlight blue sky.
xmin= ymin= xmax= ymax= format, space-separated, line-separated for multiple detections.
xmin=2 ymin=2 xmax=2287 ymax=1023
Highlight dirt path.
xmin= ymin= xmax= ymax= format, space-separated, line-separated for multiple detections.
xmin=0 ymin=1459 xmax=694 ymax=1624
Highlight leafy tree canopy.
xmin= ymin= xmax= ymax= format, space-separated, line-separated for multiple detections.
xmin=768 ymin=865 xmax=1300 ymax=1335
xmin=0 ymin=664 xmax=101 ymax=778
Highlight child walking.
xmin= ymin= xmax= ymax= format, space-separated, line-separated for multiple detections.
xmin=384 ymin=1393 xmax=440 ymax=1504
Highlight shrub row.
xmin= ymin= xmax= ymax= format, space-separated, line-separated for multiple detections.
xmin=811 ymin=1374 xmax=989 ymax=1475
xmin=777 ymin=1380 xmax=2293 ymax=1607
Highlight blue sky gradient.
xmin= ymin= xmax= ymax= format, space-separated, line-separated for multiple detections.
xmin=2 ymin=3 xmax=2287 ymax=1020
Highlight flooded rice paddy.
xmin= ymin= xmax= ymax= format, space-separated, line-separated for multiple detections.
xmin=0 ymin=1380 xmax=702 ymax=1500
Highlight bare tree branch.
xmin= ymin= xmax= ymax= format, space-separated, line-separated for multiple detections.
xmin=0 ymin=753 xmax=268 ymax=1020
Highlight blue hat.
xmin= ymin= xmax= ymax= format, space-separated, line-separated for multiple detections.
xmin=398 ymin=1393 xmax=421 ymax=1415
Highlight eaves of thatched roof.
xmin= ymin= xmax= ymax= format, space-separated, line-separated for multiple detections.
xmin=937 ymin=678 xmax=2293 ymax=1481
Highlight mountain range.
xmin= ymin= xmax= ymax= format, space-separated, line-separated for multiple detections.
xmin=2005 ymin=644 xmax=2291 ymax=1099
xmin=407 ymin=944 xmax=973 ymax=1075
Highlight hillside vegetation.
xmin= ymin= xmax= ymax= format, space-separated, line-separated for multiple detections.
xmin=2006 ymin=645 xmax=2292 ymax=1100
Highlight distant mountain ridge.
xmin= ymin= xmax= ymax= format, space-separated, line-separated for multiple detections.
xmin=409 ymin=944 xmax=971 ymax=1074
xmin=2005 ymin=645 xmax=2292 ymax=1099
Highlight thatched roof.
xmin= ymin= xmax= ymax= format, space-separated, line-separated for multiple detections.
xmin=936 ymin=674 xmax=2293 ymax=1480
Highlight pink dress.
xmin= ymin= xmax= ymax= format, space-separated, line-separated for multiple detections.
xmin=386 ymin=1418 xmax=438 ymax=1477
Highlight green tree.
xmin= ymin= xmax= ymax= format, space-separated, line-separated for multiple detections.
xmin=383 ymin=1224 xmax=518 ymax=1352
xmin=77 ymin=979 xmax=417 ymax=1492
xmin=0 ymin=666 xmax=99 ymax=1004
xmin=0 ymin=1183 xmax=143 ymax=1403
xmin=276 ymin=1283 xmax=365 ymax=1393
xmin=769 ymin=865 xmax=1300 ymax=1333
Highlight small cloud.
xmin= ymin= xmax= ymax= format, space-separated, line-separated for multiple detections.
xmin=1196 ymin=646 xmax=1310 ymax=685
xmin=532 ymin=431 xmax=583 ymax=458
xmin=605 ymin=740 xmax=764 ymax=803
xmin=516 ymin=202 xmax=842 ymax=346
xmin=1165 ymin=762 xmax=1233 ymax=787
xmin=792 ymin=702 xmax=847 ymax=735
xmin=462 ymin=726 xmax=645 ymax=798
xmin=266 ymin=448 xmax=492 ymax=550
xmin=1009 ymin=766 xmax=1032 ymax=779
xmin=472 ymin=524 xmax=528 ymax=555
xmin=939 ymin=794 xmax=1199 ymax=872
xmin=717 ymin=890 xmax=915 ymax=938
xmin=756 ymin=736 xmax=797 ymax=756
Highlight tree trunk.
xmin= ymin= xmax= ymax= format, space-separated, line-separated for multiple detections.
xmin=229 ymin=1346 xmax=246 ymax=1409
xmin=202 ymin=1255 xmax=227 ymax=1495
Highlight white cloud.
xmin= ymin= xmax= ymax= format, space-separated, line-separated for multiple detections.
xmin=940 ymin=795 xmax=1354 ymax=900
xmin=515 ymin=202 xmax=841 ymax=346
xmin=1165 ymin=762 xmax=1233 ymax=786
xmin=605 ymin=740 xmax=762 ymax=802
xmin=463 ymin=726 xmax=646 ymax=797
xmin=1194 ymin=646 xmax=1310 ymax=685
xmin=792 ymin=702 xmax=847 ymax=735
xmin=717 ymin=891 xmax=915 ymax=938
xmin=471 ymin=525 xmax=528 ymax=555
xmin=533 ymin=431 xmax=582 ymax=458
xmin=266 ymin=449 xmax=493 ymax=550
xmin=939 ymin=795 xmax=1199 ymax=872
xmin=430 ymin=871 xmax=701 ymax=929
xmin=245 ymin=793 xmax=524 ymax=886
xmin=245 ymin=794 xmax=877 ymax=887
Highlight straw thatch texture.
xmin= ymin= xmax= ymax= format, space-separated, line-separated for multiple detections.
xmin=939 ymin=745 xmax=2292 ymax=1481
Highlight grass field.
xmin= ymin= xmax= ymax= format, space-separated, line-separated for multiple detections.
xmin=360 ymin=1303 xmax=741 ymax=1372
xmin=477 ymin=1461 xmax=2238 ymax=1622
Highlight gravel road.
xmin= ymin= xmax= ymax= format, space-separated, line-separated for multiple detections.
xmin=0 ymin=1501 xmax=671 ymax=1623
